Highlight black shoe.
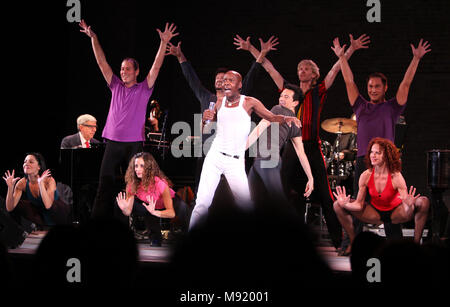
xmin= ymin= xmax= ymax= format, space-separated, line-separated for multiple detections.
xmin=338 ymin=245 xmax=352 ymax=256
xmin=330 ymin=233 xmax=343 ymax=249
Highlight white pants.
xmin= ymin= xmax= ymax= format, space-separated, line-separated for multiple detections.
xmin=189 ymin=150 xmax=252 ymax=230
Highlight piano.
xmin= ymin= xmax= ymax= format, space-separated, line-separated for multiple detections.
xmin=59 ymin=142 xmax=197 ymax=223
xmin=59 ymin=145 xmax=105 ymax=224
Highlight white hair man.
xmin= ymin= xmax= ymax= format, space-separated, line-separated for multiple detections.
xmin=60 ymin=114 xmax=101 ymax=149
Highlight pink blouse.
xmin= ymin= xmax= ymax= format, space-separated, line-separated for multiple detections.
xmin=127 ymin=176 xmax=175 ymax=210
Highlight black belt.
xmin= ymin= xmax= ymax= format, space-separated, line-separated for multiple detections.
xmin=221 ymin=152 xmax=240 ymax=159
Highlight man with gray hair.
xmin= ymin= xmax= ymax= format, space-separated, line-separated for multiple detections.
xmin=234 ymin=33 xmax=370 ymax=249
xmin=61 ymin=114 xmax=101 ymax=149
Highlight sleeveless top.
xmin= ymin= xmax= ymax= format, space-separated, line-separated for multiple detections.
xmin=209 ymin=95 xmax=251 ymax=157
xmin=25 ymin=179 xmax=59 ymax=225
xmin=368 ymin=170 xmax=402 ymax=211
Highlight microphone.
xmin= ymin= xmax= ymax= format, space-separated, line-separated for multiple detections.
xmin=205 ymin=101 xmax=215 ymax=125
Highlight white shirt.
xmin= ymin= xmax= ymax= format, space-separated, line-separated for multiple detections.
xmin=210 ymin=95 xmax=250 ymax=157
xmin=79 ymin=132 xmax=90 ymax=148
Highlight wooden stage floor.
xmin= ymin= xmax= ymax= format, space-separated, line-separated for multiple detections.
xmin=8 ymin=228 xmax=352 ymax=272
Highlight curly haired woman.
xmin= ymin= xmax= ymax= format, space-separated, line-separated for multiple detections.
xmin=116 ymin=152 xmax=175 ymax=246
xmin=333 ymin=137 xmax=429 ymax=255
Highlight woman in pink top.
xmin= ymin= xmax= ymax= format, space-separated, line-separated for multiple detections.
xmin=116 ymin=152 xmax=175 ymax=246
xmin=333 ymin=137 xmax=429 ymax=255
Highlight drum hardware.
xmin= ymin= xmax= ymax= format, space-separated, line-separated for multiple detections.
xmin=321 ymin=117 xmax=357 ymax=134
xmin=320 ymin=140 xmax=332 ymax=168
xmin=146 ymin=110 xmax=170 ymax=158
xmin=427 ymin=149 xmax=450 ymax=243
xmin=147 ymin=132 xmax=170 ymax=144
xmin=321 ymin=117 xmax=358 ymax=192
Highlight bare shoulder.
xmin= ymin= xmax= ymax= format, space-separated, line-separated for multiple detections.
xmin=244 ymin=95 xmax=258 ymax=106
xmin=243 ymin=95 xmax=260 ymax=112
xmin=45 ymin=176 xmax=57 ymax=189
xmin=16 ymin=178 xmax=27 ymax=191
xmin=361 ymin=169 xmax=372 ymax=180
xmin=359 ymin=169 xmax=372 ymax=186
xmin=391 ymin=171 xmax=406 ymax=187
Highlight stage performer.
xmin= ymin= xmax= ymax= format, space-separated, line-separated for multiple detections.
xmin=78 ymin=20 xmax=178 ymax=218
xmin=234 ymin=33 xmax=370 ymax=248
xmin=331 ymin=37 xmax=431 ymax=197
xmin=189 ymin=70 xmax=300 ymax=229
xmin=333 ymin=137 xmax=429 ymax=255
xmin=116 ymin=152 xmax=175 ymax=247
xmin=246 ymin=82 xmax=314 ymax=208
xmin=166 ymin=40 xmax=263 ymax=193
xmin=4 ymin=153 xmax=70 ymax=226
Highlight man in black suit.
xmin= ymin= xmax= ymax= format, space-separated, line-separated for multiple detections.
xmin=61 ymin=114 xmax=101 ymax=149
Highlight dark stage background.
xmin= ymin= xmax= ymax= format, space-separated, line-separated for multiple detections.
xmin=2 ymin=0 xmax=449 ymax=200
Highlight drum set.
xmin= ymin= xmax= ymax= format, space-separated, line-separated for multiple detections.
xmin=321 ymin=117 xmax=358 ymax=190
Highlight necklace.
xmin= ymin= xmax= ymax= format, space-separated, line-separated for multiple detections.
xmin=226 ymin=96 xmax=240 ymax=107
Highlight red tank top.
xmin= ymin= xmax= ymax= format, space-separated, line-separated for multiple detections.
xmin=368 ymin=170 xmax=402 ymax=211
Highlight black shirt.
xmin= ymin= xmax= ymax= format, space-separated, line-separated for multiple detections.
xmin=254 ymin=105 xmax=302 ymax=161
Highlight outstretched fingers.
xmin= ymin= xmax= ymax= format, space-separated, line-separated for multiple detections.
xmin=411 ymin=38 xmax=432 ymax=58
xmin=354 ymin=33 xmax=371 ymax=48
xmin=233 ymin=35 xmax=251 ymax=50
xmin=157 ymin=22 xmax=179 ymax=42
xmin=409 ymin=185 xmax=421 ymax=200
xmin=331 ymin=37 xmax=346 ymax=57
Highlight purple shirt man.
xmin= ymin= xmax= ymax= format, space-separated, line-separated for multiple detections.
xmin=353 ymin=95 xmax=406 ymax=157
xmin=79 ymin=20 xmax=178 ymax=218
xmin=103 ymin=74 xmax=154 ymax=142
xmin=331 ymin=36 xmax=430 ymax=203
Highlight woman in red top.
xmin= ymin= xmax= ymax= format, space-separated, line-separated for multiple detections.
xmin=333 ymin=137 xmax=429 ymax=254
xmin=116 ymin=152 xmax=175 ymax=246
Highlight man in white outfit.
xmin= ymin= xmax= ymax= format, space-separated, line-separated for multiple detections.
xmin=189 ymin=70 xmax=300 ymax=229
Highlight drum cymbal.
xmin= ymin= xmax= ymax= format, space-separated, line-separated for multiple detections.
xmin=321 ymin=118 xmax=357 ymax=134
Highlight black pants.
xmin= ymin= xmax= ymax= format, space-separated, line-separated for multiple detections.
xmin=92 ymin=140 xmax=143 ymax=219
xmin=10 ymin=199 xmax=71 ymax=226
xmin=372 ymin=205 xmax=403 ymax=239
xmin=248 ymin=159 xmax=293 ymax=215
xmin=281 ymin=140 xmax=342 ymax=248
xmin=131 ymin=199 xmax=162 ymax=241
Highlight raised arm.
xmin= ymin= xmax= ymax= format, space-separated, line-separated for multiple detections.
xmin=234 ymin=35 xmax=285 ymax=90
xmin=37 ymin=170 xmax=57 ymax=210
xmin=166 ymin=41 xmax=187 ymax=63
xmin=291 ymin=137 xmax=314 ymax=197
xmin=166 ymin=41 xmax=213 ymax=110
xmin=331 ymin=37 xmax=360 ymax=106
xmin=147 ymin=23 xmax=179 ymax=89
xmin=79 ymin=19 xmax=113 ymax=85
xmin=396 ymin=39 xmax=431 ymax=105
xmin=324 ymin=34 xmax=370 ymax=90
xmin=3 ymin=170 xmax=23 ymax=212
